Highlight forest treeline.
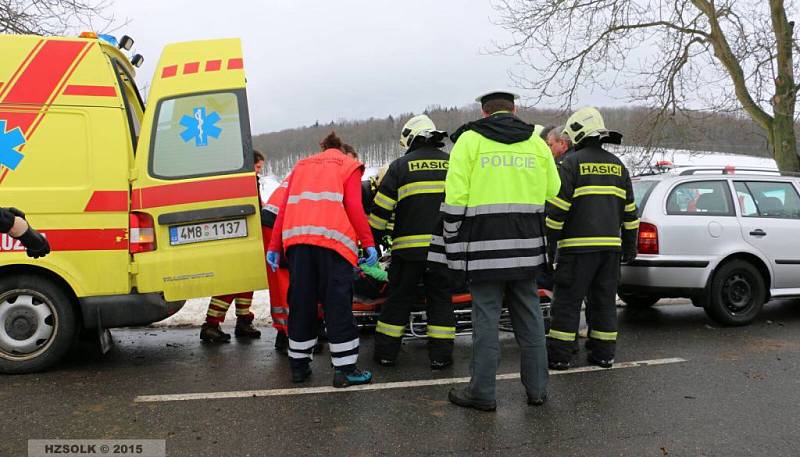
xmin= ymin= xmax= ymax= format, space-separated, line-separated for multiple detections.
xmin=253 ymin=105 xmax=773 ymax=176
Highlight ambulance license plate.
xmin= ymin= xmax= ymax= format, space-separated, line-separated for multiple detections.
xmin=169 ymin=219 xmax=248 ymax=246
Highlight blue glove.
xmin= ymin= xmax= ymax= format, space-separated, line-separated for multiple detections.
xmin=266 ymin=251 xmax=280 ymax=272
xmin=359 ymin=246 xmax=378 ymax=267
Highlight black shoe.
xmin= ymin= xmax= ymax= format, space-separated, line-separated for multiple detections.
xmin=291 ymin=366 xmax=312 ymax=383
xmin=274 ymin=332 xmax=288 ymax=354
xmin=235 ymin=321 xmax=262 ymax=339
xmin=587 ymin=354 xmax=614 ymax=368
xmin=200 ymin=323 xmax=231 ymax=343
xmin=430 ymin=359 xmax=453 ymax=370
xmin=448 ymin=387 xmax=496 ymax=412
xmin=527 ymin=394 xmax=547 ymax=406
xmin=548 ymin=360 xmax=571 ymax=371
xmin=332 ymin=367 xmax=373 ymax=388
xmin=374 ymin=356 xmax=396 ymax=367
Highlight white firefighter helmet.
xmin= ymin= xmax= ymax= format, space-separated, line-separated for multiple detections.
xmin=399 ymin=114 xmax=446 ymax=149
xmin=563 ymin=107 xmax=622 ymax=145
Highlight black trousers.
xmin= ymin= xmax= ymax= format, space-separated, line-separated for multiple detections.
xmin=374 ymin=257 xmax=455 ymax=362
xmin=286 ymin=245 xmax=359 ymax=372
xmin=547 ymin=251 xmax=620 ymax=362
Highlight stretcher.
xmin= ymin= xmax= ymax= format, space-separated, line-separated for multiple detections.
xmin=352 ymin=266 xmax=551 ymax=339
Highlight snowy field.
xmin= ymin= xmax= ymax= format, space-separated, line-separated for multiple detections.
xmin=153 ymin=151 xmax=777 ymax=327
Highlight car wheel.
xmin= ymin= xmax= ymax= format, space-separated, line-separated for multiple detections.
xmin=618 ymin=291 xmax=660 ymax=308
xmin=0 ymin=274 xmax=77 ymax=374
xmin=705 ymin=260 xmax=765 ymax=326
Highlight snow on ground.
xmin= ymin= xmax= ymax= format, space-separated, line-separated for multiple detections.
xmin=152 ymin=290 xmax=272 ymax=327
xmin=152 ymin=151 xmax=775 ymax=328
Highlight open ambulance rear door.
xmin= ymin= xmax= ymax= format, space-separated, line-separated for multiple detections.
xmin=131 ymin=38 xmax=266 ymax=301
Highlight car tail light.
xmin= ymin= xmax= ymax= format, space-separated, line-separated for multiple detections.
xmin=638 ymin=222 xmax=659 ymax=255
xmin=129 ymin=212 xmax=155 ymax=253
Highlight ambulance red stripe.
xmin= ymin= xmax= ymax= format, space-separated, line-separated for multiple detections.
xmin=0 ymin=39 xmax=44 ymax=100
xmin=3 ymin=40 xmax=88 ymax=108
xmin=63 ymin=84 xmax=117 ymax=97
xmin=84 ymin=190 xmax=128 ymax=212
xmin=0 ymin=228 xmax=128 ymax=252
xmin=131 ymin=175 xmax=257 ymax=210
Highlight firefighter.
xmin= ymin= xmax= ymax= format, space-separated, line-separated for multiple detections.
xmin=433 ymin=91 xmax=560 ymax=411
xmin=0 ymin=207 xmax=50 ymax=258
xmin=267 ymin=131 xmax=376 ymax=388
xmin=369 ymin=114 xmax=454 ymax=369
xmin=200 ymin=151 xmax=267 ymax=342
xmin=545 ymin=107 xmax=639 ymax=370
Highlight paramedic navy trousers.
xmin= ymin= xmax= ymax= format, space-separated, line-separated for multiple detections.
xmin=547 ymin=251 xmax=620 ymax=362
xmin=286 ymin=244 xmax=359 ymax=373
xmin=374 ymin=257 xmax=455 ymax=363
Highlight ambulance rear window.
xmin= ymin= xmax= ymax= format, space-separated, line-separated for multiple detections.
xmin=150 ymin=91 xmax=248 ymax=179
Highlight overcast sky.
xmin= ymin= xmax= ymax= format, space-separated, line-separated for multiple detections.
xmin=111 ymin=1 xmax=616 ymax=134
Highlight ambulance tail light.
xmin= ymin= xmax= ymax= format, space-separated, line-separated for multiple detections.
xmin=638 ymin=222 xmax=659 ymax=255
xmin=129 ymin=212 xmax=155 ymax=254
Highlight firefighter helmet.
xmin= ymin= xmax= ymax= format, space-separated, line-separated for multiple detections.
xmin=399 ymin=114 xmax=446 ymax=149
xmin=563 ymin=107 xmax=622 ymax=145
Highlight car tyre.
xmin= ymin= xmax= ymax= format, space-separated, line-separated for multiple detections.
xmin=618 ymin=291 xmax=660 ymax=308
xmin=0 ymin=274 xmax=77 ymax=374
xmin=705 ymin=260 xmax=765 ymax=326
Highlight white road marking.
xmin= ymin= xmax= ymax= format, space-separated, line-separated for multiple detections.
xmin=134 ymin=357 xmax=687 ymax=403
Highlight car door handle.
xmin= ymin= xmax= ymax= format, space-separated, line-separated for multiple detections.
xmin=749 ymin=229 xmax=766 ymax=237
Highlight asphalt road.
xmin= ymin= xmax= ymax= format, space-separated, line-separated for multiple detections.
xmin=2 ymin=299 xmax=800 ymax=457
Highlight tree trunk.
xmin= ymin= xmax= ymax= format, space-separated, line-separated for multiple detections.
xmin=768 ymin=117 xmax=800 ymax=172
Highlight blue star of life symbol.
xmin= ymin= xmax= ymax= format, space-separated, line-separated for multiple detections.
xmin=179 ymin=106 xmax=222 ymax=147
xmin=0 ymin=120 xmax=25 ymax=170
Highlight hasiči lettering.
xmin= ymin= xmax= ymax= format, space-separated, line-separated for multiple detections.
xmin=579 ymin=162 xmax=622 ymax=176
xmin=408 ymin=160 xmax=448 ymax=171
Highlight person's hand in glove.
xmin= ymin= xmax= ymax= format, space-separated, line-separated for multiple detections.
xmin=621 ymin=249 xmax=637 ymax=264
xmin=16 ymin=226 xmax=50 ymax=259
xmin=359 ymin=246 xmax=378 ymax=267
xmin=266 ymin=251 xmax=280 ymax=272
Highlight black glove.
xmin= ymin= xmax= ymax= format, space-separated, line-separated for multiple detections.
xmin=17 ymin=227 xmax=50 ymax=258
xmin=621 ymin=249 xmax=637 ymax=264
xmin=8 ymin=207 xmax=25 ymax=219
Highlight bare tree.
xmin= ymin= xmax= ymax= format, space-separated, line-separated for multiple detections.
xmin=0 ymin=0 xmax=119 ymax=36
xmin=493 ymin=0 xmax=800 ymax=172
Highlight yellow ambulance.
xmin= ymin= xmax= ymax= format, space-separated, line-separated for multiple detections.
xmin=0 ymin=33 xmax=267 ymax=373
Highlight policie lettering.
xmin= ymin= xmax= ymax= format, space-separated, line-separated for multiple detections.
xmin=580 ymin=163 xmax=622 ymax=176
xmin=408 ymin=160 xmax=448 ymax=172
xmin=479 ymin=154 xmax=536 ymax=169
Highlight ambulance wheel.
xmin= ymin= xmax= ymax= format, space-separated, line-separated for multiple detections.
xmin=0 ymin=274 xmax=77 ymax=374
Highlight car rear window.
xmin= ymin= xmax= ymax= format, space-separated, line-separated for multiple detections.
xmin=666 ymin=180 xmax=734 ymax=216
xmin=632 ymin=180 xmax=657 ymax=216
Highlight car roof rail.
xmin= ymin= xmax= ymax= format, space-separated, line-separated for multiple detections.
xmin=677 ymin=166 xmax=797 ymax=176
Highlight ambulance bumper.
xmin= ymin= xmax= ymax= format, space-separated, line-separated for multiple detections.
xmin=79 ymin=292 xmax=184 ymax=329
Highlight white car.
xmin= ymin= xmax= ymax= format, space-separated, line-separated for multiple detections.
xmin=619 ymin=166 xmax=800 ymax=325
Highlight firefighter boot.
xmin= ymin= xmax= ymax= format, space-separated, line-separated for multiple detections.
xmin=235 ymin=318 xmax=261 ymax=339
xmin=200 ymin=323 xmax=231 ymax=343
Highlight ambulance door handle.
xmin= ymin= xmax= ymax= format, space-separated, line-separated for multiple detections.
xmin=749 ymin=229 xmax=766 ymax=237
xmin=158 ymin=204 xmax=256 ymax=225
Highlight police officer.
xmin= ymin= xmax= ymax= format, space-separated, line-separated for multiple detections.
xmin=0 ymin=207 xmax=50 ymax=258
xmin=433 ymin=91 xmax=560 ymax=411
xmin=369 ymin=115 xmax=454 ymax=369
xmin=545 ymin=107 xmax=639 ymax=370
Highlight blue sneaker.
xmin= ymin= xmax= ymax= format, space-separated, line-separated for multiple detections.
xmin=332 ymin=367 xmax=373 ymax=388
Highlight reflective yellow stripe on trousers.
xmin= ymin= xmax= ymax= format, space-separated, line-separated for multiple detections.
xmin=426 ymin=325 xmax=456 ymax=339
xmin=376 ymin=320 xmax=405 ymax=338
xmin=392 ymin=234 xmax=432 ymax=250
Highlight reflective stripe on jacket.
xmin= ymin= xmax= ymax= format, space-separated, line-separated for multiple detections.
xmin=545 ymin=142 xmax=638 ymax=254
xmin=368 ymin=144 xmax=449 ymax=261
xmin=281 ymin=149 xmax=363 ymax=265
xmin=428 ymin=119 xmax=561 ymax=282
